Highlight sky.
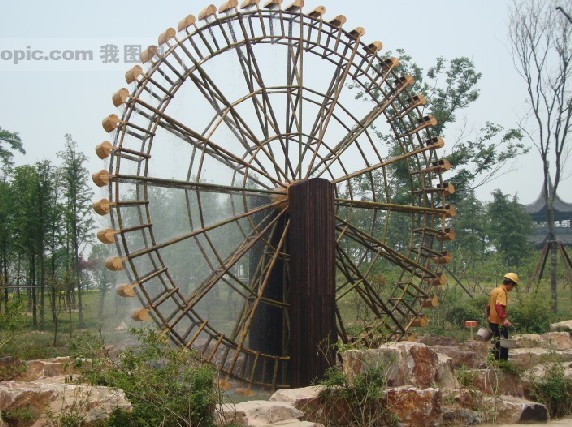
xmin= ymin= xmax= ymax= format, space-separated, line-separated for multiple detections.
xmin=0 ymin=0 xmax=568 ymax=205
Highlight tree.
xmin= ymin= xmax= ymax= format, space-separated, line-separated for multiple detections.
xmin=378 ymin=52 xmax=528 ymax=200
xmin=0 ymin=127 xmax=25 ymax=170
xmin=487 ymin=189 xmax=534 ymax=267
xmin=57 ymin=135 xmax=94 ymax=328
xmin=509 ymin=0 xmax=572 ymax=310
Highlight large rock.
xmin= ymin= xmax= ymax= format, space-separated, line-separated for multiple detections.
xmin=485 ymin=395 xmax=548 ymax=424
xmin=271 ymin=384 xmax=441 ymax=427
xmin=513 ymin=332 xmax=572 ymax=351
xmin=429 ymin=341 xmax=489 ymax=369
xmin=215 ymin=400 xmax=307 ymax=426
xmin=342 ymin=342 xmax=440 ymax=389
xmin=384 ymin=386 xmax=442 ymax=427
xmin=467 ymin=368 xmax=525 ymax=397
xmin=510 ymin=347 xmax=572 ymax=370
xmin=18 ymin=357 xmax=76 ymax=381
xmin=0 ymin=380 xmax=131 ymax=426
xmin=551 ymin=320 xmax=572 ymax=332
xmin=524 ymin=361 xmax=572 ymax=382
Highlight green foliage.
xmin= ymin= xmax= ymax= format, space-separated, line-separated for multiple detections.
xmin=528 ymin=357 xmax=572 ymax=418
xmin=319 ymin=365 xmax=397 ymax=426
xmin=0 ymin=126 xmax=25 ymax=168
xmin=0 ymin=297 xmax=27 ymax=338
xmin=487 ymin=190 xmax=534 ymax=267
xmin=510 ymin=290 xmax=553 ymax=334
xmin=80 ymin=328 xmax=217 ymax=427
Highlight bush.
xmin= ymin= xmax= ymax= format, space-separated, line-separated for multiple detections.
xmin=510 ymin=290 xmax=552 ymax=334
xmin=79 ymin=328 xmax=218 ymax=427
xmin=528 ymin=358 xmax=572 ymax=418
xmin=319 ymin=365 xmax=397 ymax=426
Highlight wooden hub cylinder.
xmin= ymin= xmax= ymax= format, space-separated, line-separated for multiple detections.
xmin=288 ymin=178 xmax=336 ymax=388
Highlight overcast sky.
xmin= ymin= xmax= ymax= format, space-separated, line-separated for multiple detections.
xmin=0 ymin=0 xmax=568 ymax=204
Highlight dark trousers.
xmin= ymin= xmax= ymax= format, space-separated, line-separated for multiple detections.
xmin=489 ymin=322 xmax=509 ymax=360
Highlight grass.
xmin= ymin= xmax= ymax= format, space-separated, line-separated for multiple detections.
xmin=1 ymin=272 xmax=571 ymax=361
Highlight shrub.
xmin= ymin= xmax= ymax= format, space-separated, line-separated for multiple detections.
xmin=510 ymin=291 xmax=552 ymax=334
xmin=78 ymin=328 xmax=218 ymax=427
xmin=319 ymin=365 xmax=397 ymax=426
xmin=528 ymin=358 xmax=572 ymax=418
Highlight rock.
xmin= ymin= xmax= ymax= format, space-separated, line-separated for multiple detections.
xmin=442 ymin=407 xmax=482 ymax=425
xmin=513 ymin=331 xmax=572 ymax=351
xmin=524 ymin=361 xmax=572 ymax=382
xmin=510 ymin=347 xmax=572 ymax=370
xmin=551 ymin=320 xmax=572 ymax=332
xmin=467 ymin=368 xmax=525 ymax=397
xmin=342 ymin=342 xmax=439 ymax=389
xmin=18 ymin=357 xmax=75 ymax=381
xmin=429 ymin=341 xmax=489 ymax=369
xmin=215 ymin=400 xmax=305 ymax=426
xmin=435 ymin=353 xmax=459 ymax=389
xmin=0 ymin=380 xmax=131 ymax=427
xmin=384 ymin=386 xmax=442 ymax=427
xmin=484 ymin=395 xmax=548 ymax=424
xmin=270 ymin=386 xmax=323 ymax=404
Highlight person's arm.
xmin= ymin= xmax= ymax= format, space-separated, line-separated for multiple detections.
xmin=494 ymin=303 xmax=511 ymax=326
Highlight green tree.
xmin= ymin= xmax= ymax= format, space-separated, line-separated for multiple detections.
xmin=382 ymin=52 xmax=528 ymax=200
xmin=487 ymin=189 xmax=534 ymax=267
xmin=0 ymin=127 xmax=25 ymax=168
xmin=57 ymin=135 xmax=94 ymax=329
xmin=509 ymin=0 xmax=572 ymax=310
xmin=0 ymin=177 xmax=14 ymax=311
xmin=10 ymin=165 xmax=41 ymax=325
xmin=88 ymin=244 xmax=115 ymax=321
xmin=450 ymin=189 xmax=488 ymax=272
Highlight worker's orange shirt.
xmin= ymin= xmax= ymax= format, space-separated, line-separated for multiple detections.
xmin=488 ymin=285 xmax=508 ymax=325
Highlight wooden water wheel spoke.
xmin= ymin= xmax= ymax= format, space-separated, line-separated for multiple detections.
xmin=226 ymin=220 xmax=290 ymax=375
xmin=114 ymin=174 xmax=285 ymax=197
xmin=97 ymin=1 xmax=452 ymax=389
xmin=181 ymin=209 xmax=286 ymax=315
xmin=230 ymin=14 xmax=297 ymax=179
xmin=335 ymin=245 xmax=404 ymax=332
xmin=129 ymin=97 xmax=282 ymax=187
xmin=303 ymin=34 xmax=364 ymax=179
xmin=335 ymin=217 xmax=437 ymax=280
xmin=334 ymin=198 xmax=450 ymax=215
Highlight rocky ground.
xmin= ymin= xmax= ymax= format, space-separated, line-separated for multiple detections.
xmin=0 ymin=320 xmax=570 ymax=426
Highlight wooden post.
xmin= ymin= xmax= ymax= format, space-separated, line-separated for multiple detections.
xmin=288 ymin=178 xmax=336 ymax=388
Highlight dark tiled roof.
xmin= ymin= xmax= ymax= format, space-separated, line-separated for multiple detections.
xmin=524 ymin=189 xmax=572 ymax=214
xmin=523 ymin=188 xmax=572 ymax=222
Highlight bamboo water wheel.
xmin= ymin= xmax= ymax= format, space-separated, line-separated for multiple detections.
xmin=93 ymin=0 xmax=454 ymax=389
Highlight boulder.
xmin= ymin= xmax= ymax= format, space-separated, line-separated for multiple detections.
xmin=435 ymin=353 xmax=459 ymax=389
xmin=466 ymin=368 xmax=525 ymax=397
xmin=510 ymin=347 xmax=572 ymax=370
xmin=551 ymin=320 xmax=572 ymax=332
xmin=429 ymin=341 xmax=489 ymax=369
xmin=18 ymin=357 xmax=76 ymax=381
xmin=513 ymin=332 xmax=572 ymax=351
xmin=0 ymin=380 xmax=131 ymax=426
xmin=384 ymin=386 xmax=442 ymax=427
xmin=342 ymin=342 xmax=440 ymax=389
xmin=215 ymin=400 xmax=305 ymax=426
xmin=484 ymin=395 xmax=548 ymax=424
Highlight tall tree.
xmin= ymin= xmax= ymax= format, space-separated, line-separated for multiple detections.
xmin=57 ymin=135 xmax=94 ymax=328
xmin=487 ymin=190 xmax=534 ymax=267
xmin=509 ymin=0 xmax=572 ymax=310
xmin=0 ymin=127 xmax=25 ymax=169
xmin=10 ymin=166 xmax=40 ymax=325
xmin=376 ymin=52 xmax=527 ymax=200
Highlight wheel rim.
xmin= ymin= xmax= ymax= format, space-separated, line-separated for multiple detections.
xmin=93 ymin=2 xmax=453 ymax=389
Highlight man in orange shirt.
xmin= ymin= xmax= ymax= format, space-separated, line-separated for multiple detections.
xmin=487 ymin=272 xmax=519 ymax=360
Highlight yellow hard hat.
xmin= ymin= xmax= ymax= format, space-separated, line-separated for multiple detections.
xmin=503 ymin=272 xmax=520 ymax=285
